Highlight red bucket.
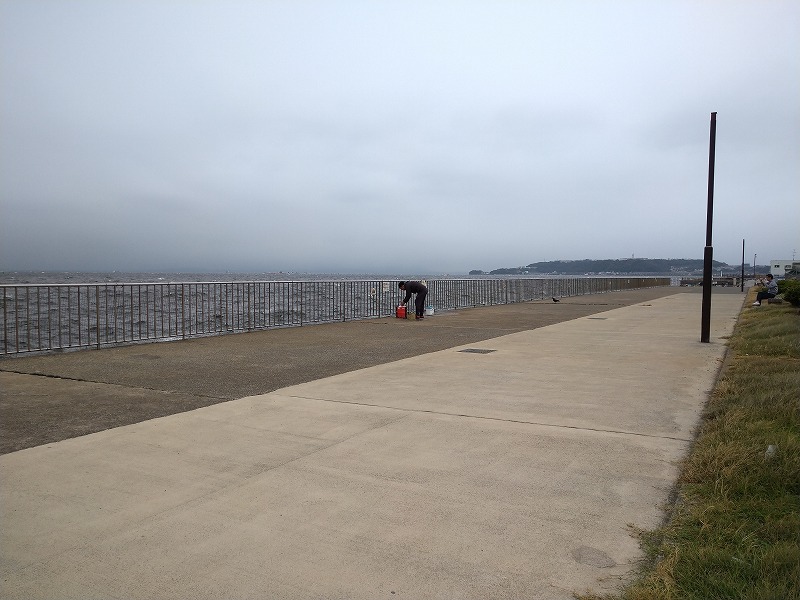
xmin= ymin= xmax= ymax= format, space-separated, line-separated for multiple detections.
xmin=395 ymin=306 xmax=406 ymax=319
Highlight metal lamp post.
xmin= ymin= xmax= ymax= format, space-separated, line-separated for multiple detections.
xmin=741 ymin=239 xmax=745 ymax=292
xmin=701 ymin=112 xmax=717 ymax=343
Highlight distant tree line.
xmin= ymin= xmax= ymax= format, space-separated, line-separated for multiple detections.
xmin=471 ymin=258 xmax=741 ymax=276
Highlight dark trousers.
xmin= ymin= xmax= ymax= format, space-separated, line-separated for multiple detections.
xmin=415 ymin=291 xmax=427 ymax=317
xmin=756 ymin=291 xmax=776 ymax=302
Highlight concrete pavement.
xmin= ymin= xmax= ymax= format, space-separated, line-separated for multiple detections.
xmin=0 ymin=287 xmax=681 ymax=454
xmin=1 ymin=290 xmax=745 ymax=599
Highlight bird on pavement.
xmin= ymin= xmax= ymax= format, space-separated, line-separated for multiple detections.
xmin=552 ymin=297 xmax=560 ymax=302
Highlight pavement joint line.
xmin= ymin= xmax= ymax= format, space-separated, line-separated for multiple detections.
xmin=9 ymin=412 xmax=415 ymax=537
xmin=420 ymin=325 xmax=523 ymax=331
xmin=281 ymin=393 xmax=695 ymax=443
xmin=0 ymin=369 xmax=232 ymax=401
xmin=146 ymin=412 xmax=415 ymax=514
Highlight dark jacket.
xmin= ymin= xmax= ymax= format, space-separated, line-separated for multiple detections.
xmin=401 ymin=281 xmax=427 ymax=304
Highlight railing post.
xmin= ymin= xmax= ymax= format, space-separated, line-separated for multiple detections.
xmin=95 ymin=285 xmax=100 ymax=349
xmin=181 ymin=284 xmax=186 ymax=339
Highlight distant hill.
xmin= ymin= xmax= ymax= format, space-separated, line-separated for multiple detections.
xmin=481 ymin=258 xmax=740 ymax=276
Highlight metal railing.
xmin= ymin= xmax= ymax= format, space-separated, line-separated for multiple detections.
xmin=1 ymin=277 xmax=669 ymax=355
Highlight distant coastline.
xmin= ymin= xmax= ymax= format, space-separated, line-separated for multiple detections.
xmin=471 ymin=258 xmax=761 ymax=277
xmin=1 ymin=258 xmax=765 ymax=285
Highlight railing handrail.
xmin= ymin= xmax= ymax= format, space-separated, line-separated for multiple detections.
xmin=0 ymin=275 xmax=669 ymax=287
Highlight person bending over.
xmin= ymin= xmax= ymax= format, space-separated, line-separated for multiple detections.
xmin=399 ymin=281 xmax=428 ymax=320
xmin=753 ymin=273 xmax=778 ymax=306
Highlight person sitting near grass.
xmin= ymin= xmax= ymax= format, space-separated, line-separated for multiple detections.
xmin=752 ymin=273 xmax=778 ymax=306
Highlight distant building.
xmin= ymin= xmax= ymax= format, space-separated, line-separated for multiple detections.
xmin=770 ymin=260 xmax=796 ymax=278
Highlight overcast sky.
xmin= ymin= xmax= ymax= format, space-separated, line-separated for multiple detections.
xmin=1 ymin=1 xmax=798 ymax=275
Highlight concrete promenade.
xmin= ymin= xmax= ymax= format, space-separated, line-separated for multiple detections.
xmin=1 ymin=289 xmax=745 ymax=599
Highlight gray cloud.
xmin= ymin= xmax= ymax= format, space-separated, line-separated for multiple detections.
xmin=1 ymin=0 xmax=798 ymax=274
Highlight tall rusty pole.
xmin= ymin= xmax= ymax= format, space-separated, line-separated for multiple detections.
xmin=701 ymin=112 xmax=717 ymax=343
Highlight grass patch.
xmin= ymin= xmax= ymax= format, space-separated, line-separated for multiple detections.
xmin=579 ymin=293 xmax=800 ymax=600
